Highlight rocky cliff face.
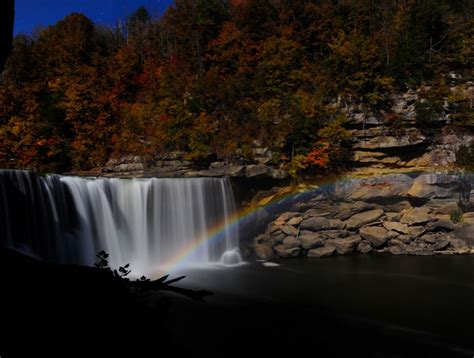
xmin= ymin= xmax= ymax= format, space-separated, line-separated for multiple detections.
xmin=346 ymin=81 xmax=474 ymax=172
xmin=92 ymin=80 xmax=473 ymax=180
xmin=250 ymin=173 xmax=474 ymax=260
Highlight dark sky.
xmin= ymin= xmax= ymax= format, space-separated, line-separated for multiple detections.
xmin=14 ymin=0 xmax=174 ymax=35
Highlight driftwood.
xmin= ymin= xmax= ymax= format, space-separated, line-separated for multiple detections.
xmin=96 ymin=251 xmax=213 ymax=302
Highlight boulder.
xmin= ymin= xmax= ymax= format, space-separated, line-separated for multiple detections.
xmin=359 ymin=226 xmax=389 ymax=247
xmin=345 ymin=209 xmax=385 ymax=229
xmin=339 ymin=175 xmax=414 ymax=201
xmin=274 ymin=245 xmax=301 ymax=258
xmin=283 ymin=236 xmax=300 ymax=249
xmin=308 ymin=246 xmax=336 ymax=258
xmin=406 ymin=242 xmax=434 ymax=256
xmin=333 ymin=201 xmax=378 ymax=220
xmin=436 ymin=202 xmax=461 ymax=215
xmin=353 ymin=132 xmax=427 ymax=150
xmin=280 ymin=225 xmax=298 ymax=237
xmin=420 ymin=234 xmax=439 ymax=244
xmin=385 ymin=212 xmax=400 ymax=222
xmin=299 ymin=233 xmax=325 ymax=250
xmin=254 ymin=244 xmax=274 ymax=260
xmin=270 ymin=231 xmax=286 ymax=244
xmin=449 ymin=224 xmax=474 ymax=245
xmin=426 ymin=220 xmax=455 ymax=232
xmin=400 ymin=207 xmax=433 ymax=225
xmin=329 ymin=219 xmax=345 ymax=230
xmin=245 ymin=165 xmax=270 ymax=178
xmin=193 ymin=165 xmax=245 ymax=177
xmin=449 ymin=238 xmax=468 ymax=249
xmin=397 ymin=235 xmax=413 ymax=244
xmin=408 ymin=226 xmax=426 ymax=238
xmin=389 ymin=244 xmax=408 ymax=255
xmin=408 ymin=174 xmax=456 ymax=199
xmin=274 ymin=212 xmax=300 ymax=225
xmin=462 ymin=213 xmax=474 ymax=225
xmin=383 ymin=221 xmax=409 ymax=234
xmin=385 ymin=201 xmax=413 ymax=213
xmin=300 ymin=217 xmax=331 ymax=231
xmin=432 ymin=239 xmax=450 ymax=251
xmin=287 ymin=216 xmax=303 ymax=226
xmin=326 ymin=235 xmax=362 ymax=255
xmin=357 ymin=241 xmax=372 ymax=254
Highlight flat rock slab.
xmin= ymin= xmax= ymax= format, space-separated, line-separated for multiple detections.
xmin=345 ymin=209 xmax=385 ymax=229
xmin=359 ymin=226 xmax=389 ymax=247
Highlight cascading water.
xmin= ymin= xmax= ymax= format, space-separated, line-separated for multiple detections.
xmin=0 ymin=170 xmax=241 ymax=274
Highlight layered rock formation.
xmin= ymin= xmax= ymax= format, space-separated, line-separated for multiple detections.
xmin=345 ymin=82 xmax=474 ymax=171
xmin=251 ymin=173 xmax=474 ymax=260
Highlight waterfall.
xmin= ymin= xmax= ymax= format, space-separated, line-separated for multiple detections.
xmin=0 ymin=170 xmax=241 ymax=273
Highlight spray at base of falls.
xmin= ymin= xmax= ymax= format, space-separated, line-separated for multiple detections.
xmin=0 ymin=170 xmax=241 ymax=274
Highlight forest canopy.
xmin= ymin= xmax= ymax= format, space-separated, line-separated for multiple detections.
xmin=0 ymin=0 xmax=472 ymax=173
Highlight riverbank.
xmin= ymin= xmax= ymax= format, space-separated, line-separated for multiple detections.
xmin=247 ymin=173 xmax=474 ymax=260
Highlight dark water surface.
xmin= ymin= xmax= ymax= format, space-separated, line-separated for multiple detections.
xmin=164 ymin=255 xmax=474 ymax=357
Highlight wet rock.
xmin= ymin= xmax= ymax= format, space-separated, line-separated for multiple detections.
xmin=345 ymin=209 xmax=385 ymax=229
xmin=357 ymin=240 xmax=372 ymax=254
xmin=308 ymin=246 xmax=336 ymax=258
xmin=254 ymin=244 xmax=274 ymax=260
xmin=359 ymin=226 xmax=389 ymax=247
xmin=300 ymin=217 xmax=331 ymax=231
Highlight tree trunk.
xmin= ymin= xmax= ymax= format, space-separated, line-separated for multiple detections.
xmin=0 ymin=0 xmax=15 ymax=71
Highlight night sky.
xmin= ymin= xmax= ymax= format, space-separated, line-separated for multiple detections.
xmin=14 ymin=0 xmax=174 ymax=35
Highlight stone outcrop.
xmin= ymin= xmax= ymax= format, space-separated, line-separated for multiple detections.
xmin=249 ymin=173 xmax=474 ymax=260
xmin=345 ymin=83 xmax=474 ymax=171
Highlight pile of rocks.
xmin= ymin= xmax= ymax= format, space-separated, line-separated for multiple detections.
xmin=252 ymin=173 xmax=474 ymax=260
